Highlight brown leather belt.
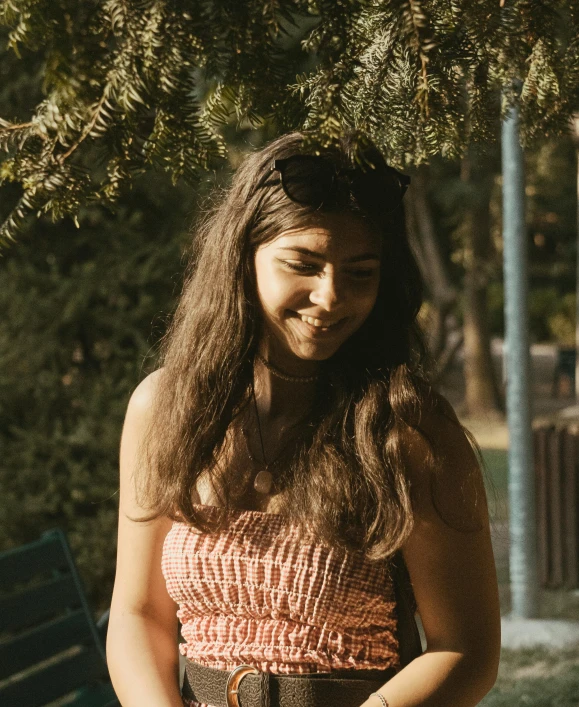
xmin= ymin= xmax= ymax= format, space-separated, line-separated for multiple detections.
xmin=183 ymin=659 xmax=397 ymax=707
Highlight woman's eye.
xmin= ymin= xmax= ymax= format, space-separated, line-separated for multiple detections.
xmin=277 ymin=260 xmax=376 ymax=279
xmin=279 ymin=260 xmax=318 ymax=273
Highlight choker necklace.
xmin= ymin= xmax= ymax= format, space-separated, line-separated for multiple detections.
xmin=256 ymin=352 xmax=319 ymax=383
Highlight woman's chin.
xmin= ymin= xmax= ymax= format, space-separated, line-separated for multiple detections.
xmin=264 ymin=323 xmax=346 ymax=365
xmin=289 ymin=341 xmax=342 ymax=362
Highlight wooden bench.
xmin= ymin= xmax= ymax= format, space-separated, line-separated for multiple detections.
xmin=0 ymin=529 xmax=118 ymax=707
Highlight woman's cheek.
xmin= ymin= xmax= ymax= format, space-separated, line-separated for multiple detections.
xmin=278 ymin=279 xmax=310 ymax=309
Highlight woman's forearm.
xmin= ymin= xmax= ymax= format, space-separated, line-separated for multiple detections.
xmin=106 ymin=609 xmax=184 ymax=707
xmin=360 ymin=649 xmax=498 ymax=707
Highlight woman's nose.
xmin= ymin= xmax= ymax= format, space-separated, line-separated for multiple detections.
xmin=309 ymin=272 xmax=342 ymax=310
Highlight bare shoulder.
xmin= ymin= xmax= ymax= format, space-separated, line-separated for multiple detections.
xmin=120 ymin=368 xmax=166 ymax=517
xmin=399 ymin=392 xmax=487 ymax=528
xmin=399 ymin=392 xmax=475 ymax=470
xmin=127 ymin=367 xmax=166 ymax=417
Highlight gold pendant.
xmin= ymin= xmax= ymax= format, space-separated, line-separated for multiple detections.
xmin=253 ymin=469 xmax=273 ymax=494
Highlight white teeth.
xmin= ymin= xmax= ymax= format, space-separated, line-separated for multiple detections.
xmin=300 ymin=314 xmax=340 ymax=328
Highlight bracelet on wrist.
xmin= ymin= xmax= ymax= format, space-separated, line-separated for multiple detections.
xmin=370 ymin=692 xmax=389 ymax=707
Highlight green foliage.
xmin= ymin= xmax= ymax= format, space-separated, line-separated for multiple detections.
xmin=0 ymin=173 xmax=200 ymax=609
xmin=545 ymin=292 xmax=576 ymax=345
xmin=486 ymin=284 xmax=577 ymax=344
xmin=0 ymin=0 xmax=578 ymax=245
xmin=526 ymin=136 xmax=577 ymax=263
xmin=487 ymin=281 xmax=505 ymax=336
xmin=528 ymin=286 xmax=565 ymax=341
xmin=421 ymin=128 xmax=578 ymax=348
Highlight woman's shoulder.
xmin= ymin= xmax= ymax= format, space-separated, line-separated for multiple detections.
xmin=399 ymin=391 xmax=468 ymax=462
xmin=127 ymin=368 xmax=166 ymax=415
xmin=121 ymin=369 xmax=167 ymax=446
xmin=399 ymin=392 xmax=487 ymax=528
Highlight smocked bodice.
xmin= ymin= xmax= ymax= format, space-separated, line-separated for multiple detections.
xmin=162 ymin=504 xmax=400 ymax=705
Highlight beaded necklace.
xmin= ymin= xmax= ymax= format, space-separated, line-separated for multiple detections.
xmin=256 ymin=352 xmax=319 ymax=384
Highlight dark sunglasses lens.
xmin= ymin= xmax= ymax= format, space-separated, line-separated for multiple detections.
xmin=279 ymin=157 xmax=334 ymax=207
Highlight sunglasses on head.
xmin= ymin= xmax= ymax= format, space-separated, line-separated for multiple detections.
xmin=264 ymin=154 xmax=411 ymax=215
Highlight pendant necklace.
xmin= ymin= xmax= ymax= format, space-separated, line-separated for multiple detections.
xmin=242 ymin=381 xmax=296 ymax=495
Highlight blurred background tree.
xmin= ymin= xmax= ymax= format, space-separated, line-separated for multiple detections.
xmin=1 ymin=1 xmax=578 ymax=608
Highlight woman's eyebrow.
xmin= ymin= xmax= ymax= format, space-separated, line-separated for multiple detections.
xmin=277 ymin=246 xmax=380 ymax=262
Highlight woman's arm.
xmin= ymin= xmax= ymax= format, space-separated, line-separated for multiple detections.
xmin=362 ymin=399 xmax=501 ymax=707
xmin=106 ymin=370 xmax=184 ymax=707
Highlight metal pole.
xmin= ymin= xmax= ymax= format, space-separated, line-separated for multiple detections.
xmin=573 ymin=116 xmax=579 ymax=402
xmin=501 ymin=101 xmax=539 ymax=618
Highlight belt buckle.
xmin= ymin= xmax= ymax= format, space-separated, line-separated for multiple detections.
xmin=225 ymin=664 xmax=260 ymax=707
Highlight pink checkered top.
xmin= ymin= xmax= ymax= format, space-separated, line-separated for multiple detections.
xmin=162 ymin=504 xmax=400 ymax=707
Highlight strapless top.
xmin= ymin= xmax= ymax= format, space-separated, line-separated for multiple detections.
xmin=162 ymin=504 xmax=400 ymax=706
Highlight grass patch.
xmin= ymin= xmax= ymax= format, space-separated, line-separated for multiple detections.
xmin=481 ymin=449 xmax=508 ymax=494
xmin=481 ymin=448 xmax=509 ymax=523
xmin=480 ymin=646 xmax=579 ymax=706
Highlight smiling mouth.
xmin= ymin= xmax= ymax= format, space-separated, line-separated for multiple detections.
xmin=290 ymin=311 xmax=347 ymax=333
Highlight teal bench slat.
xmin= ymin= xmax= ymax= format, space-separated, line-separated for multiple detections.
xmin=66 ymin=681 xmax=119 ymax=707
xmin=0 ymin=574 xmax=80 ymax=632
xmin=0 ymin=529 xmax=118 ymax=706
xmin=0 ymin=645 xmax=108 ymax=707
xmin=0 ymin=609 xmax=90 ymax=679
xmin=0 ymin=536 xmax=68 ymax=589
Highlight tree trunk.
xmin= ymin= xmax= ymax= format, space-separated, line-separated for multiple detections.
xmin=406 ymin=166 xmax=458 ymax=364
xmin=572 ymin=114 xmax=579 ymax=401
xmin=461 ymin=153 xmax=503 ymax=416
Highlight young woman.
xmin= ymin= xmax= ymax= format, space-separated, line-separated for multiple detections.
xmin=106 ymin=131 xmax=501 ymax=707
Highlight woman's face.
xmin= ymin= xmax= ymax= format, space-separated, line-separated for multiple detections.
xmin=254 ymin=211 xmax=382 ymax=365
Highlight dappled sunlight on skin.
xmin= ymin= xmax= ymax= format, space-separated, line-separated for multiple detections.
xmin=254 ymin=211 xmax=382 ymax=373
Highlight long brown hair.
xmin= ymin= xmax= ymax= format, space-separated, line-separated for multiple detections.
xmin=136 ymin=131 xmax=464 ymax=561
